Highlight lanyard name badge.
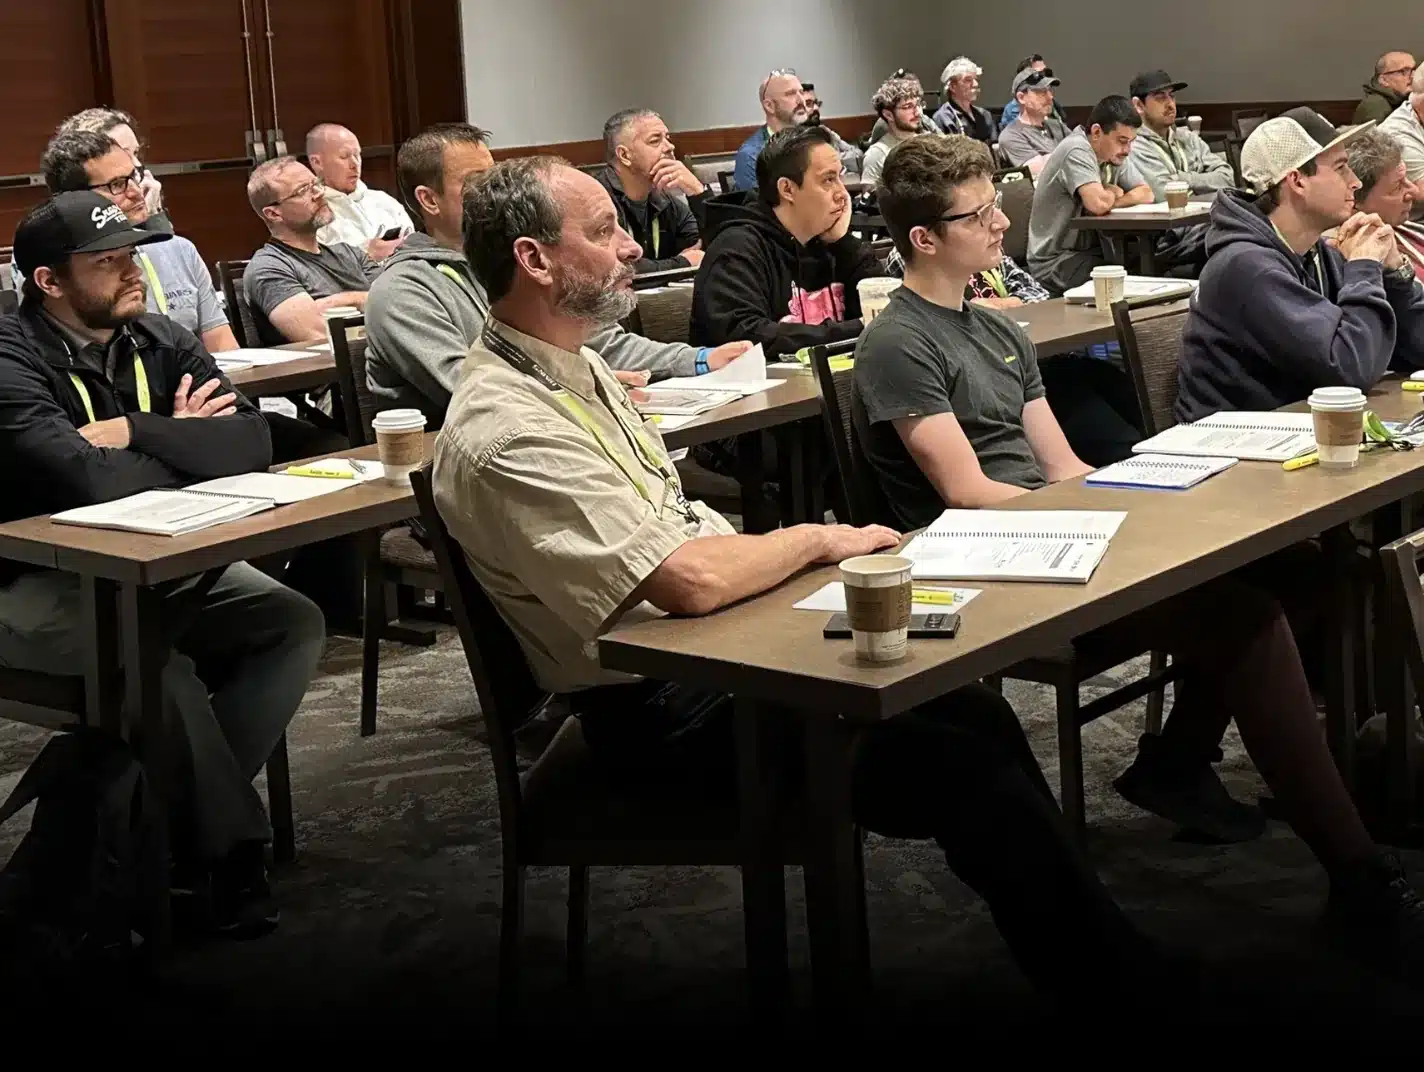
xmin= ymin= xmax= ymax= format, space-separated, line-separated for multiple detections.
xmin=479 ymin=323 xmax=700 ymax=525
xmin=68 ymin=340 xmax=151 ymax=424
xmin=138 ymin=251 xmax=167 ymax=315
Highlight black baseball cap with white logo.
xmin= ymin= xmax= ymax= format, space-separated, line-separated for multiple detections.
xmin=1130 ymin=70 xmax=1189 ymax=100
xmin=13 ymin=190 xmax=172 ymax=281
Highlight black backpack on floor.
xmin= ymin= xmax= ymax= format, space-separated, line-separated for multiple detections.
xmin=0 ymin=731 xmax=168 ymax=965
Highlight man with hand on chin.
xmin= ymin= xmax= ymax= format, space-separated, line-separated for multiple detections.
xmin=691 ymin=125 xmax=879 ymax=358
xmin=599 ymin=109 xmax=708 ymax=273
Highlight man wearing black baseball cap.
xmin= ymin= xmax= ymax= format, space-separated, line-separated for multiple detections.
xmin=0 ymin=190 xmax=326 ymax=937
xmin=1128 ymin=70 xmax=1233 ymax=201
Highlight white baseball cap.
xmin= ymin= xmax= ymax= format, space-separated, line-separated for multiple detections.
xmin=1240 ymin=115 xmax=1376 ymax=195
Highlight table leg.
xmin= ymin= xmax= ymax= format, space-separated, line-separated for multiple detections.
xmin=801 ymin=714 xmax=870 ymax=1015
xmin=120 ymin=582 xmax=173 ymax=951
xmin=1321 ymin=525 xmax=1360 ymax=791
xmin=1373 ymin=502 xmax=1419 ymax=834
xmin=737 ymin=431 xmax=773 ymax=534
xmin=734 ymin=698 xmax=789 ymax=1024
xmin=775 ymin=424 xmax=807 ymax=528
xmin=802 ymin=420 xmax=827 ymax=525
xmin=80 ymin=576 xmax=122 ymax=735
xmin=1138 ymin=232 xmax=1157 ymax=276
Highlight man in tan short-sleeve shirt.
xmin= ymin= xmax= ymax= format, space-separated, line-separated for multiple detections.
xmin=431 ymin=155 xmax=1209 ymax=1010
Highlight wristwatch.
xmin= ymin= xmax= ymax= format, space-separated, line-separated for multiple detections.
xmin=1387 ymin=259 xmax=1416 ymax=285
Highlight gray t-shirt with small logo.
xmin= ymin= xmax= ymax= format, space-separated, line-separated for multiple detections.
xmin=243 ymin=238 xmax=378 ymax=346
xmin=997 ymin=117 xmax=1070 ymax=168
xmin=851 ymin=286 xmax=1047 ymax=531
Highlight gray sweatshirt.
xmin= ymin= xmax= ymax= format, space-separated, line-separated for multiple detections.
xmin=363 ymin=232 xmax=701 ymax=425
xmin=1128 ymin=124 xmax=1234 ymax=200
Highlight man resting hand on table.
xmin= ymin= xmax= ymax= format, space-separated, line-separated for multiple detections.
xmin=0 ymin=192 xmax=325 ymax=939
xmin=432 ymin=154 xmax=1209 ymax=1013
xmin=851 ymin=134 xmax=1424 ymax=982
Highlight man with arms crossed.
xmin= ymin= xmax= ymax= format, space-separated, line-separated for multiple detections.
xmin=849 ymin=136 xmax=1424 ymax=979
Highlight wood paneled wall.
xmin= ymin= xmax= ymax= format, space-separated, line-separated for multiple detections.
xmin=0 ymin=0 xmax=466 ymax=267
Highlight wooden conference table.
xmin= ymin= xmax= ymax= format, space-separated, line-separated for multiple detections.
xmin=600 ymin=381 xmax=1424 ymax=1013
xmin=225 ymin=341 xmax=338 ymax=397
xmin=1071 ymin=200 xmax=1213 ymax=275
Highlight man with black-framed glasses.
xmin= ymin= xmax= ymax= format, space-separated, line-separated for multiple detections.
xmin=242 ymin=156 xmax=379 ymax=346
xmin=862 ymin=74 xmax=929 ymax=186
xmin=35 ymin=129 xmax=237 ymax=354
xmin=1355 ymin=50 xmax=1417 ymax=126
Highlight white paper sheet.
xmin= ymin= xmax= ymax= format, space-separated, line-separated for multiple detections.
xmin=794 ymin=581 xmax=981 ymax=614
xmin=222 ymin=348 xmax=312 ymax=366
xmin=656 ymin=343 xmax=782 ymax=395
xmin=189 ymin=459 xmax=385 ymax=505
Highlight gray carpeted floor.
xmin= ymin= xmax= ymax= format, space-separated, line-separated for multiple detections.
xmin=1 ymin=629 xmax=1422 ymax=1037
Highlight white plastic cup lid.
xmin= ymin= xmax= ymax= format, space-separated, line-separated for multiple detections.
xmin=1165 ymin=180 xmax=1190 ymax=190
xmin=1308 ymin=386 xmax=1366 ymax=410
xmin=323 ymin=305 xmax=361 ymax=318
xmin=1091 ymin=265 xmax=1128 ymax=278
xmin=372 ymin=407 xmax=427 ymax=431
xmin=857 ymin=277 xmax=901 ymax=296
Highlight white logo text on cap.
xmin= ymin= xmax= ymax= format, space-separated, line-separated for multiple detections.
xmin=90 ymin=204 xmax=127 ymax=230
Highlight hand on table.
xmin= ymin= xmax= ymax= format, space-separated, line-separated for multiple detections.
xmin=813 ymin=524 xmax=903 ymax=564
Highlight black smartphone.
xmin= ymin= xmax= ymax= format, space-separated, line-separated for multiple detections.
xmin=380 ymin=226 xmax=403 ymax=240
xmin=823 ymin=612 xmax=960 ymax=639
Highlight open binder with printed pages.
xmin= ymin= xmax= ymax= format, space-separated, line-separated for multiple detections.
xmin=1085 ymin=453 xmax=1238 ymax=490
xmin=1131 ymin=412 xmax=1316 ymax=462
xmin=51 ymin=488 xmax=275 ymax=536
xmin=900 ymin=510 xmax=1127 ymax=584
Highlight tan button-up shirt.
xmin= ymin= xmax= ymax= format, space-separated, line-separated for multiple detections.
xmin=432 ymin=318 xmax=734 ymax=694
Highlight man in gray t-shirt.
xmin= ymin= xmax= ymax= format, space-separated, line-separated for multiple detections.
xmin=243 ymin=156 xmax=380 ymax=346
xmin=998 ymin=68 xmax=1070 ymax=175
xmin=1027 ymin=96 xmax=1152 ymax=295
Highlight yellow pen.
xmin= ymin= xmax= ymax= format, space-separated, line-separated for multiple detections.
xmin=1283 ymin=452 xmax=1319 ymax=471
xmin=912 ymin=588 xmax=963 ymax=606
xmin=1403 ymin=381 xmax=1424 ymax=392
xmin=285 ymin=465 xmax=356 ymax=479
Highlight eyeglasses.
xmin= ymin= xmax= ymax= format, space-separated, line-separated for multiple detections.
xmin=265 ymin=178 xmax=325 ymax=208
xmin=894 ymin=99 xmax=923 ymax=112
xmin=927 ymin=190 xmax=1003 ymax=230
xmin=761 ymin=67 xmax=798 ymax=99
xmin=1381 ymin=65 xmax=1417 ymax=79
xmin=87 ymin=168 xmax=143 ymax=198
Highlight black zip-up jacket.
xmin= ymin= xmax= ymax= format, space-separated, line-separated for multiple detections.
xmin=0 ymin=305 xmax=271 ymax=575
xmin=596 ymin=166 xmax=708 ymax=273
xmin=689 ymin=192 xmax=880 ymax=358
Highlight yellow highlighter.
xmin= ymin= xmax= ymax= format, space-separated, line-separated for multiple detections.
xmin=1403 ymin=381 xmax=1424 ymax=392
xmin=912 ymin=588 xmax=963 ymax=606
xmin=285 ymin=464 xmax=356 ymax=479
xmin=1283 ymin=452 xmax=1319 ymax=471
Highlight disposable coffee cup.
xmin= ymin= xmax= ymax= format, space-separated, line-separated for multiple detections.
xmin=1164 ymin=181 xmax=1191 ymax=211
xmin=1307 ymin=387 xmax=1366 ymax=469
xmin=1186 ymin=115 xmax=1203 ymax=134
xmin=370 ymin=408 xmax=427 ymax=484
xmin=856 ymin=277 xmax=901 ymax=323
xmin=840 ymin=554 xmax=913 ymax=663
xmin=1090 ymin=264 xmax=1128 ymax=312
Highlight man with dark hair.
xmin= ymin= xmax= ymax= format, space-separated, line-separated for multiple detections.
xmin=435 ymin=152 xmax=1213 ymax=1013
xmin=0 ymin=192 xmax=326 ymax=937
xmin=365 ymin=124 xmax=749 ymax=423
xmin=58 ymin=106 xmax=170 ymax=231
xmin=862 ymin=74 xmax=928 ymax=185
xmin=35 ymin=130 xmax=236 ymax=353
xmin=1355 ymin=50 xmax=1418 ymax=125
xmin=1348 ymin=126 xmax=1424 ymax=281
xmin=1028 ymin=95 xmax=1153 ymax=295
xmin=690 ymin=125 xmax=879 ymax=357
xmin=867 ymin=67 xmax=941 ymax=144
xmin=1127 ymin=70 xmax=1233 ymax=200
xmin=845 ymin=137 xmax=1424 ymax=978
xmin=597 ymin=108 xmax=708 ymax=272
xmin=999 ymin=54 xmax=1067 ymax=131
xmin=1177 ymin=114 xmax=1424 ymax=421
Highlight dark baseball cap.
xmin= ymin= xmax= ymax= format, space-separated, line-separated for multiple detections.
xmin=1279 ymin=106 xmax=1340 ymax=146
xmin=1130 ymin=70 xmax=1188 ymax=100
xmin=13 ymin=190 xmax=171 ymax=280
xmin=1012 ymin=67 xmax=1061 ymax=95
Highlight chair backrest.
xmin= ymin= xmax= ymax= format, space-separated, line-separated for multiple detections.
xmin=807 ymin=339 xmax=898 ymax=526
xmin=686 ymin=153 xmax=735 ymax=189
xmin=869 ymin=238 xmax=895 ymax=272
xmin=410 ymin=466 xmax=548 ymax=834
xmin=1224 ymin=136 xmax=1245 ymax=189
xmin=1111 ymin=294 xmax=1191 ymax=437
xmin=995 ymin=168 xmax=1034 ymax=266
xmin=327 ymin=312 xmax=379 ymax=445
xmin=632 ymin=265 xmax=699 ymax=290
xmin=1232 ymin=109 xmax=1268 ymax=140
xmin=216 ymin=259 xmax=259 ymax=348
xmin=0 ymin=290 xmax=16 ymax=316
xmin=576 ymin=162 xmax=606 ymax=176
xmin=633 ymin=284 xmax=694 ymax=344
xmin=717 ymin=170 xmax=735 ymax=195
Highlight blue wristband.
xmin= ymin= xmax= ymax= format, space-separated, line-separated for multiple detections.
xmin=695 ymin=347 xmax=710 ymax=375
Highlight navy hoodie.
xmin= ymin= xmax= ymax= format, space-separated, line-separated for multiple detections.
xmin=1176 ymin=189 xmax=1424 ymax=422
xmin=689 ymin=191 xmax=880 ymax=358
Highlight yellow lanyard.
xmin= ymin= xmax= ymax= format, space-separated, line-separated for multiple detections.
xmin=982 ymin=268 xmax=1008 ymax=298
xmin=553 ymin=389 xmax=672 ymax=506
xmin=70 ymin=353 xmax=151 ymax=424
xmin=138 ymin=251 xmax=166 ymax=315
xmin=651 ymin=217 xmax=660 ymax=259
xmin=436 ymin=263 xmax=486 ymax=308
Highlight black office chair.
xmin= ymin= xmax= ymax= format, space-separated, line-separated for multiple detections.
xmin=994 ymin=167 xmax=1035 ymax=266
xmin=216 ymin=259 xmax=260 ymax=348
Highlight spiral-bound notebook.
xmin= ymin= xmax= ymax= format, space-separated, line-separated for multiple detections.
xmin=1132 ymin=413 xmax=1316 ymax=462
xmin=902 ymin=510 xmax=1127 ymax=584
xmin=1086 ymin=453 xmax=1238 ymax=490
xmin=51 ymin=488 xmax=275 ymax=537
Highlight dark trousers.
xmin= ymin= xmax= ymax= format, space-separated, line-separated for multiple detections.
xmin=1039 ymin=355 xmax=1144 ymax=467
xmin=570 ymin=679 xmax=1155 ymax=1004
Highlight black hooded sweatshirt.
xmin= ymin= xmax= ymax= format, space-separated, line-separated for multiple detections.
xmin=689 ymin=191 xmax=880 ymax=358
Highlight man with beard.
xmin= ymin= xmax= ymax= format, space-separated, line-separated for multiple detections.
xmin=732 ymin=69 xmax=859 ymax=191
xmin=861 ymin=74 xmax=927 ymax=186
xmin=598 ymin=108 xmax=709 ymax=273
xmin=1127 ymin=70 xmax=1234 ymax=201
xmin=0 ymin=191 xmax=326 ymax=937
xmin=243 ymin=156 xmax=381 ymax=346
xmin=1177 ymin=114 xmax=1424 ymax=421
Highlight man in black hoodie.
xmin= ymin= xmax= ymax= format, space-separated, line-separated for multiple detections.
xmin=0 ymin=192 xmax=326 ymax=937
xmin=690 ymin=124 xmax=880 ymax=358
xmin=598 ymin=108 xmax=708 ymax=274
xmin=1177 ymin=112 xmax=1424 ymax=423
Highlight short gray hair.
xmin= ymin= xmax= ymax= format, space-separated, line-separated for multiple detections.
xmin=41 ymin=130 xmax=121 ymax=193
xmin=246 ymin=155 xmax=300 ymax=215
xmin=1348 ymin=129 xmax=1405 ymax=198
xmin=463 ymin=156 xmax=567 ymax=303
xmin=603 ymin=108 xmax=657 ymax=163
xmin=941 ymin=56 xmax=981 ymax=87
